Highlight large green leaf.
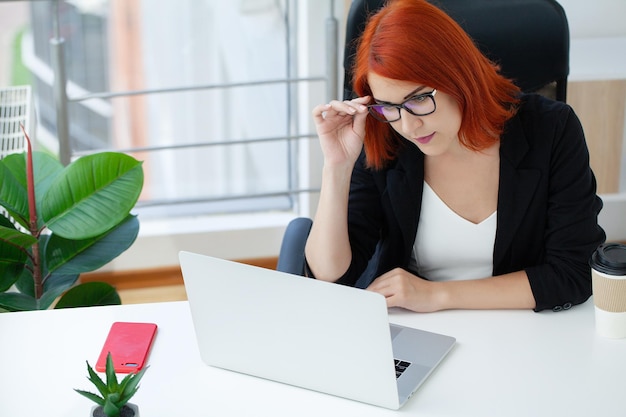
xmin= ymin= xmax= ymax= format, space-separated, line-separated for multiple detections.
xmin=0 ymin=155 xmax=29 ymax=226
xmin=0 ymin=224 xmax=37 ymax=253
xmin=0 ymin=152 xmax=64 ymax=229
xmin=38 ymin=274 xmax=80 ymax=309
xmin=0 ymin=292 xmax=38 ymax=312
xmin=41 ymin=153 xmax=143 ymax=239
xmin=45 ymin=215 xmax=140 ymax=275
xmin=0 ymin=262 xmax=26 ymax=293
xmin=44 ymin=273 xmax=80 ymax=293
xmin=0 ymin=213 xmax=15 ymax=229
xmin=0 ymin=224 xmax=35 ymax=291
xmin=54 ymin=282 xmax=121 ymax=309
xmin=12 ymin=267 xmax=80 ymax=310
xmin=14 ymin=263 xmax=35 ymax=297
xmin=0 ymin=275 xmax=91 ymax=311
xmin=32 ymin=153 xmax=65 ymax=229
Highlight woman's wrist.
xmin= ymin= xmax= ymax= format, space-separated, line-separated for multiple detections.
xmin=320 ymin=163 xmax=354 ymax=197
xmin=322 ymin=159 xmax=355 ymax=178
xmin=430 ymin=281 xmax=452 ymax=311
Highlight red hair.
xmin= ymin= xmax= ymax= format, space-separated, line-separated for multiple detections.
xmin=353 ymin=0 xmax=521 ymax=169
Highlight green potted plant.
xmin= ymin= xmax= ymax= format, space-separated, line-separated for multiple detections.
xmin=75 ymin=352 xmax=148 ymax=417
xmin=0 ymin=129 xmax=143 ymax=311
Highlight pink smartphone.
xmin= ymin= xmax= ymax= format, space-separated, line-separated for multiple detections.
xmin=95 ymin=322 xmax=158 ymax=373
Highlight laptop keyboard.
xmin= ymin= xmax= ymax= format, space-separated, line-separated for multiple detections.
xmin=394 ymin=359 xmax=411 ymax=378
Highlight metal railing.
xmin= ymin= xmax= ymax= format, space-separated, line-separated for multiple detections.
xmin=48 ymin=0 xmax=339 ymax=213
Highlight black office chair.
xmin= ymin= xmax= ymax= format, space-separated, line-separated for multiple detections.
xmin=277 ymin=0 xmax=570 ymax=279
xmin=343 ymin=0 xmax=569 ymax=102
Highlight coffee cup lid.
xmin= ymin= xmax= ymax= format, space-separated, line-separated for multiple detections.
xmin=590 ymin=243 xmax=626 ymax=275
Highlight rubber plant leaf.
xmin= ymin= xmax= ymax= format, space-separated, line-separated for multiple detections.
xmin=0 ymin=154 xmax=30 ymax=227
xmin=10 ymin=275 xmax=78 ymax=311
xmin=0 ymin=152 xmax=63 ymax=230
xmin=0 ymin=292 xmax=38 ymax=312
xmin=44 ymin=214 xmax=139 ymax=275
xmin=5 ymin=259 xmax=33 ymax=295
xmin=35 ymin=274 xmax=80 ymax=310
xmin=0 ymin=289 xmax=63 ymax=311
xmin=3 ymin=257 xmax=78 ymax=311
xmin=41 ymin=152 xmax=143 ymax=240
xmin=0 ymin=223 xmax=37 ymax=254
xmin=54 ymin=281 xmax=121 ymax=309
xmin=43 ymin=273 xmax=80 ymax=293
xmin=0 ymin=223 xmax=36 ymax=291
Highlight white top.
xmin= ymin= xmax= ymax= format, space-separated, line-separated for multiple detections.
xmin=411 ymin=182 xmax=496 ymax=281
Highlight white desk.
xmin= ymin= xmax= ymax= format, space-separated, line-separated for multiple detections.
xmin=1 ymin=299 xmax=625 ymax=416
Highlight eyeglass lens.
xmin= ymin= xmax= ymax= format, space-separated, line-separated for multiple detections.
xmin=368 ymin=91 xmax=436 ymax=122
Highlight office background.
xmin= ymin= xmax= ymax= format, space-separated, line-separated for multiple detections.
xmin=0 ymin=0 xmax=625 ymax=295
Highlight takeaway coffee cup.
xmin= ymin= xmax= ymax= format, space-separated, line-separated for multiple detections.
xmin=590 ymin=243 xmax=626 ymax=338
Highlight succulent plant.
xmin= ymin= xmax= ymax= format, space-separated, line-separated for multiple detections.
xmin=75 ymin=352 xmax=148 ymax=417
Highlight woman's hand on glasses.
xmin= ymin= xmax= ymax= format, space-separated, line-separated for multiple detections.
xmin=312 ymin=96 xmax=370 ymax=168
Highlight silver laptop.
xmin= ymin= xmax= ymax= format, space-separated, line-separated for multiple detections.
xmin=179 ymin=251 xmax=455 ymax=410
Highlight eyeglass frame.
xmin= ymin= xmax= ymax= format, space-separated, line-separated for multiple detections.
xmin=367 ymin=89 xmax=437 ymax=123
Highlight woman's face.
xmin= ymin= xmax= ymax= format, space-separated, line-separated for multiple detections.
xmin=367 ymin=72 xmax=463 ymax=157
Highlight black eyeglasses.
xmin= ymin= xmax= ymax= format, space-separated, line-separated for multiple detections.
xmin=367 ymin=89 xmax=437 ymax=123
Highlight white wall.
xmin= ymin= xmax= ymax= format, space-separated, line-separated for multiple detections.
xmin=558 ymin=0 xmax=626 ymax=38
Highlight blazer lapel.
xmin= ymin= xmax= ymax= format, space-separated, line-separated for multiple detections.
xmin=385 ymin=144 xmax=424 ymax=262
xmin=494 ymin=115 xmax=541 ymax=268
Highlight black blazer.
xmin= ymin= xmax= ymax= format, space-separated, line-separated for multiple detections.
xmin=336 ymin=94 xmax=605 ymax=312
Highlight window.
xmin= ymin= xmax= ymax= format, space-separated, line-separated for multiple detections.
xmin=19 ymin=0 xmax=340 ymax=221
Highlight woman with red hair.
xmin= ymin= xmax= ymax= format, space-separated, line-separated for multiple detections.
xmin=305 ymin=0 xmax=605 ymax=313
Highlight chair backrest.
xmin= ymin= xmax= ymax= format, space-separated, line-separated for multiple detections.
xmin=277 ymin=217 xmax=379 ymax=288
xmin=276 ymin=217 xmax=313 ymax=275
xmin=343 ymin=0 xmax=569 ymax=102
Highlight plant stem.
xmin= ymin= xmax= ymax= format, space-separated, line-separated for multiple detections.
xmin=31 ymin=241 xmax=43 ymax=299
xmin=21 ymin=124 xmax=43 ymax=299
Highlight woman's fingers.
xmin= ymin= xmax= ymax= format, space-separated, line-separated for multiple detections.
xmin=313 ymin=97 xmax=370 ymax=121
xmin=312 ymin=96 xmax=371 ymax=165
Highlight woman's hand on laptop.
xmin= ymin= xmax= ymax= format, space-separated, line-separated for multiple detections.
xmin=367 ymin=268 xmax=536 ymax=312
xmin=366 ymin=268 xmax=445 ymax=313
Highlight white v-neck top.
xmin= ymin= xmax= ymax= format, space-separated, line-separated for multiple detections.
xmin=410 ymin=182 xmax=496 ymax=281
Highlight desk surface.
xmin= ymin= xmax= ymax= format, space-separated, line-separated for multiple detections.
xmin=1 ymin=299 xmax=625 ymax=417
